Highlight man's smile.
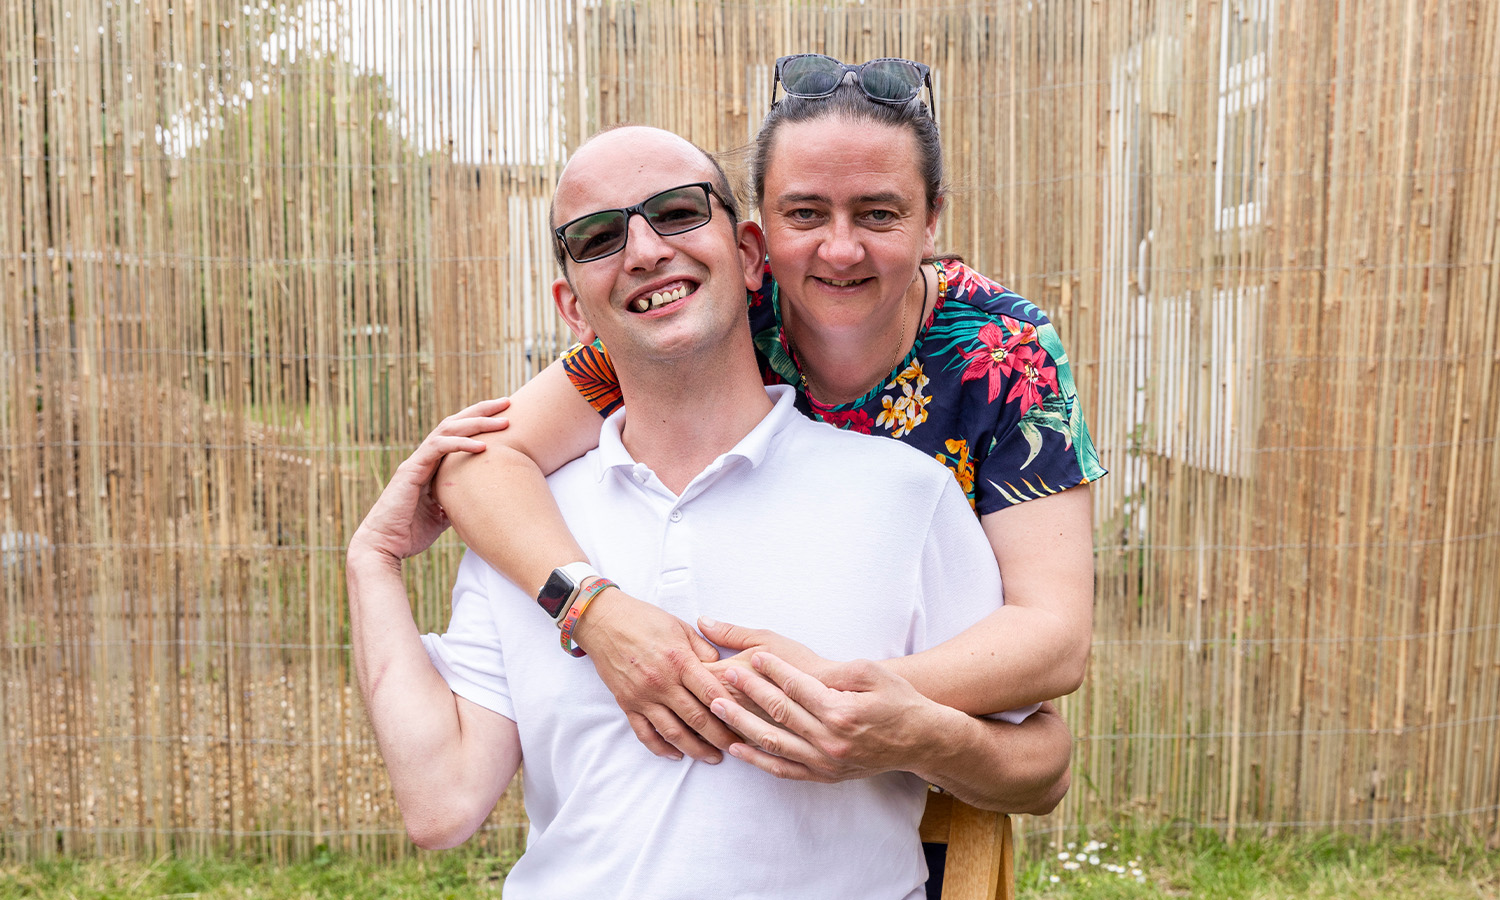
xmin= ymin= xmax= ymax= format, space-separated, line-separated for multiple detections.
xmin=628 ymin=282 xmax=692 ymax=313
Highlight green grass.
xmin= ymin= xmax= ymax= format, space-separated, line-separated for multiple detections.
xmin=1 ymin=830 xmax=1495 ymax=898
xmin=0 ymin=845 xmax=514 ymax=899
xmin=1018 ymin=825 xmax=1500 ymax=898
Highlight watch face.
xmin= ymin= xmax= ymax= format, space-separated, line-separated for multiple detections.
xmin=537 ymin=570 xmax=577 ymax=619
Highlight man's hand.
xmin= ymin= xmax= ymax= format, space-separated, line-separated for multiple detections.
xmin=570 ymin=593 xmax=739 ymax=763
xmin=348 ymin=398 xmax=511 ymax=563
xmin=707 ymin=651 xmax=942 ymax=783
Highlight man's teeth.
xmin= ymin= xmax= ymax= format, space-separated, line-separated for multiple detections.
xmin=630 ymin=284 xmax=688 ymax=312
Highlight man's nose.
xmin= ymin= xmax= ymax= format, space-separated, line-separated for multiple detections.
xmin=621 ymin=212 xmax=673 ymax=270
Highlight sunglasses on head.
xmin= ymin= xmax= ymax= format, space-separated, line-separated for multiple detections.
xmin=553 ymin=182 xmax=730 ymax=264
xmin=772 ymin=54 xmax=936 ymax=122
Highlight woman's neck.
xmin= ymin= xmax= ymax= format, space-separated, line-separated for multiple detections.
xmin=786 ymin=264 xmax=930 ymax=407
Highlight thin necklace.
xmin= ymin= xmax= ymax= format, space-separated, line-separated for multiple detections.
xmin=791 ymin=265 xmax=928 ymax=408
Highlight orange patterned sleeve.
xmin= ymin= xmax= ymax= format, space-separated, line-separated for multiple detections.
xmin=559 ymin=339 xmax=623 ymax=416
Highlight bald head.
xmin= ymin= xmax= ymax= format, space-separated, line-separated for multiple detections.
xmin=550 ymin=126 xmax=739 ymax=270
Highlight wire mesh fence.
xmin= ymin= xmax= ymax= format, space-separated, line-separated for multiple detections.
xmin=2 ymin=0 xmax=1496 ymax=861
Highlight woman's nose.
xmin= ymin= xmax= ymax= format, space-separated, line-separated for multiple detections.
xmin=818 ymin=219 xmax=865 ymax=268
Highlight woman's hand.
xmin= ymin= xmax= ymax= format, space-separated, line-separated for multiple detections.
xmin=570 ymin=593 xmax=741 ymax=764
xmin=348 ymin=398 xmax=511 ymax=564
xmin=705 ymin=639 xmax=1074 ymax=812
xmin=707 ymin=651 xmax=939 ymax=783
xmin=698 ymin=619 xmax=837 ymax=734
xmin=697 ymin=618 xmax=834 ymax=682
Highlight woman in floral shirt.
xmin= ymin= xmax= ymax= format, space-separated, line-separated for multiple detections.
xmin=434 ymin=59 xmax=1105 ymax=783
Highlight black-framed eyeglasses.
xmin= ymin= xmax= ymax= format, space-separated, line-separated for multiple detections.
xmin=553 ymin=182 xmax=730 ymax=264
xmin=772 ymin=54 xmax=936 ymax=123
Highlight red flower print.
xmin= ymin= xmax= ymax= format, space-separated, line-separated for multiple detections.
xmin=1005 ymin=343 xmax=1058 ymax=414
xmin=960 ymin=316 xmax=1039 ymax=403
xmin=949 ymin=265 xmax=1005 ymax=301
xmin=820 ymin=407 xmax=875 ymax=434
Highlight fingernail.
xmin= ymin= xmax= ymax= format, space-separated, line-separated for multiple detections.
xmin=728 ymin=744 xmax=746 ymax=760
xmin=724 ymin=669 xmax=739 ymax=686
xmin=710 ymin=699 xmax=728 ymax=717
xmin=706 ymin=753 xmax=723 ymax=765
xmin=699 ymin=617 xmax=718 ymax=629
xmin=751 ymin=653 xmax=766 ymax=669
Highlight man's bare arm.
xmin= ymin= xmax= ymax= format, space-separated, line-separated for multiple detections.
xmin=347 ymin=401 xmax=522 ymax=848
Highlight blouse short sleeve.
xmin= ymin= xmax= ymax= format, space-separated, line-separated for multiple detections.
xmin=897 ymin=262 xmax=1106 ymax=515
xmin=560 ymin=338 xmax=623 ymax=417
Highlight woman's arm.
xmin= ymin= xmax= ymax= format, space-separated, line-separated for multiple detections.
xmin=433 ymin=360 xmax=602 ymax=591
xmin=432 ymin=360 xmax=741 ymax=762
xmin=709 ymin=652 xmax=1071 ymax=813
xmin=883 ymin=484 xmax=1095 ymax=712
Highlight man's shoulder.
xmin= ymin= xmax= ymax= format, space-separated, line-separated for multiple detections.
xmin=776 ymin=413 xmax=955 ymax=488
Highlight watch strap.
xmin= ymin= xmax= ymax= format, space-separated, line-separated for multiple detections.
xmin=559 ymin=577 xmax=617 ymax=657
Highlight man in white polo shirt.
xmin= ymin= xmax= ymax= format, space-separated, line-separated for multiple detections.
xmin=346 ymin=126 xmax=1068 ymax=899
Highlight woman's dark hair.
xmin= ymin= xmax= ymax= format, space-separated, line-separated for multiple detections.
xmin=750 ymin=81 xmax=945 ymax=216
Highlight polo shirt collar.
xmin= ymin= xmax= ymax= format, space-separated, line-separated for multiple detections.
xmin=593 ymin=384 xmax=800 ymax=485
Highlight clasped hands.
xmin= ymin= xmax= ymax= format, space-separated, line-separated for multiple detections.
xmin=572 ymin=589 xmax=941 ymax=783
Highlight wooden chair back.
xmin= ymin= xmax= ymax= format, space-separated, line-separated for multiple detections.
xmin=918 ymin=792 xmax=1016 ymax=900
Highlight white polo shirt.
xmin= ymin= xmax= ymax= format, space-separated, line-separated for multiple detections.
xmin=424 ymin=385 xmax=1004 ymax=900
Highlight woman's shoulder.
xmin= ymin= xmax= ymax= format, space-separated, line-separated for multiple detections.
xmin=918 ymin=260 xmax=1106 ymax=514
xmin=921 ymin=260 xmax=1063 ymax=386
xmin=936 ymin=260 xmax=1053 ymax=328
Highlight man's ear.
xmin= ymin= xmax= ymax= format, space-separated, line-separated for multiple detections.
xmin=552 ymin=276 xmax=598 ymax=344
xmin=736 ymin=220 xmax=769 ymax=290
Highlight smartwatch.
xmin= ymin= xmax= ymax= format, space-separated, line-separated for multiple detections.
xmin=536 ymin=562 xmax=601 ymax=626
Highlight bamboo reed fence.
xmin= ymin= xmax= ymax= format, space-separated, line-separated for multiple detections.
xmin=2 ymin=0 xmax=1496 ymax=862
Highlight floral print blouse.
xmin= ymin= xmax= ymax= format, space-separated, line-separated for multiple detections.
xmin=561 ymin=259 xmax=1106 ymax=515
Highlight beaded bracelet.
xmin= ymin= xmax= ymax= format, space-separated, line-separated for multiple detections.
xmin=559 ymin=576 xmax=617 ymax=657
